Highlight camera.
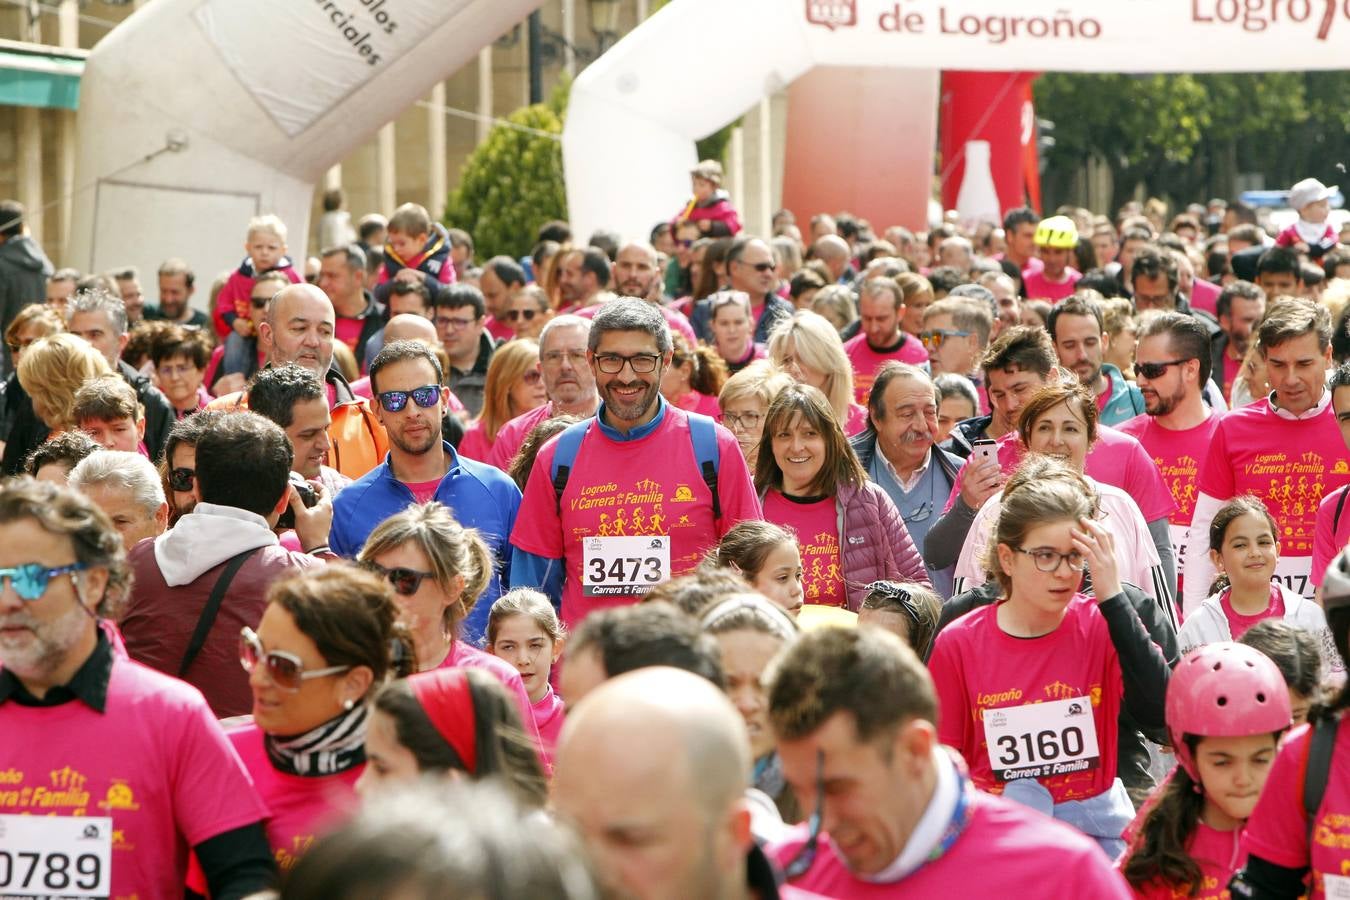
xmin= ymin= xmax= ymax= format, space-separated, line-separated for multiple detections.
xmin=276 ymin=473 xmax=319 ymax=531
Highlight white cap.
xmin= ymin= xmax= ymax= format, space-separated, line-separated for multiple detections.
xmin=1289 ymin=177 xmax=1337 ymax=211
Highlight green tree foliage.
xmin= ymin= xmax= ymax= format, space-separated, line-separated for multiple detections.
xmin=444 ymin=81 xmax=569 ymax=260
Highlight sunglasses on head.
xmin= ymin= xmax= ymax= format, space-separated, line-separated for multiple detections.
xmin=377 ymin=384 xmax=440 ymax=413
xmin=169 ymin=467 xmax=195 ymax=493
xmin=1134 ymin=359 xmax=1188 ymax=379
xmin=507 ymin=309 xmax=539 ymax=322
xmin=360 ymin=560 xmax=435 ymax=595
xmin=0 ymin=562 xmax=87 ymax=602
xmin=239 ymin=626 xmax=350 ymax=692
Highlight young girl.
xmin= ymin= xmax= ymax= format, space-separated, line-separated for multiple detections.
xmin=487 ymin=589 xmax=565 ymax=771
xmin=857 ymin=580 xmax=943 ymax=659
xmin=707 ymin=520 xmax=805 ymax=617
xmin=1180 ymin=496 xmax=1338 ymax=678
xmin=1117 ymin=642 xmax=1292 ymax=899
xmin=1239 ymin=618 xmax=1324 ymax=726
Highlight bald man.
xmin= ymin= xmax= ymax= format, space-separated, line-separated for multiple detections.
xmin=554 ymin=667 xmax=803 ymax=900
xmin=572 ymin=242 xmax=698 ymax=345
xmin=812 ymin=234 xmax=853 ymax=283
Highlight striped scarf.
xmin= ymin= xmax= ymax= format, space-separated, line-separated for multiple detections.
xmin=264 ymin=703 xmax=368 ymax=777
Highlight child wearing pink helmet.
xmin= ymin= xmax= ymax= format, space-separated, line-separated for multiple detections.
xmin=1117 ymin=642 xmax=1292 ymax=898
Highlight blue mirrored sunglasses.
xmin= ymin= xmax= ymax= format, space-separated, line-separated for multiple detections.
xmin=0 ymin=562 xmax=87 ymax=601
xmin=377 ymin=384 xmax=440 ymax=413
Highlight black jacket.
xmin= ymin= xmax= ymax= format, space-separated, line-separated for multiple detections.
xmin=941 ymin=414 xmax=993 ymax=460
xmin=347 ymin=290 xmax=386 ymax=370
xmin=0 ymin=235 xmax=52 ymax=377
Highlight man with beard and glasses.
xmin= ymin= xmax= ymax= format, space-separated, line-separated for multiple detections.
xmin=1211 ymin=280 xmax=1266 ymax=402
xmin=509 ymin=299 xmax=759 ymax=628
xmin=1047 ymin=293 xmax=1144 ymax=427
xmin=850 ymin=363 xmax=961 ymax=596
xmin=1117 ymin=313 xmax=1225 ymax=599
xmin=330 ymin=341 xmax=521 ymax=624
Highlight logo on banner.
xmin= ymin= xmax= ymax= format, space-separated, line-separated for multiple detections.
xmin=806 ymin=0 xmax=856 ymax=29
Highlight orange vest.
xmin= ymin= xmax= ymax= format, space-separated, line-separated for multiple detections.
xmin=207 ymin=391 xmax=388 ymax=482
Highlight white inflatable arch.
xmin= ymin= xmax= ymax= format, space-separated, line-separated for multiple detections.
xmin=564 ymin=0 xmax=1350 ymax=241
xmin=69 ymin=0 xmax=539 ymax=286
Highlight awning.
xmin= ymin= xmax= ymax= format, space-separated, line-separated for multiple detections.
xmin=0 ymin=45 xmax=84 ymax=110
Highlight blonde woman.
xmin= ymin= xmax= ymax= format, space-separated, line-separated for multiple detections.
xmin=17 ymin=333 xmax=112 ymax=436
xmin=766 ymin=310 xmax=868 ymax=435
xmin=0 ymin=303 xmax=64 ymax=461
xmin=458 ymin=338 xmax=546 ymax=462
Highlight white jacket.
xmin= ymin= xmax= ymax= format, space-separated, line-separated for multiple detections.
xmin=1178 ymin=585 xmax=1344 ymax=680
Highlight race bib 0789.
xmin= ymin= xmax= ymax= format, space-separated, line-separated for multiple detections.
xmin=582 ymin=535 xmax=670 ymax=597
xmin=981 ymin=696 xmax=1101 ymax=782
xmin=0 ymin=814 xmax=112 ymax=898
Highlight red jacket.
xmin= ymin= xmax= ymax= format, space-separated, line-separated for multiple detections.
xmin=673 ymin=190 xmax=742 ymax=237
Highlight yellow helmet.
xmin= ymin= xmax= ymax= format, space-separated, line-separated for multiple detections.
xmin=1034 ymin=215 xmax=1079 ymax=249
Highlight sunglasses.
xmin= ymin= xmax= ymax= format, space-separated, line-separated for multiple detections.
xmin=1134 ymin=358 xmax=1188 ymax=379
xmin=739 ymin=260 xmax=776 ymax=273
xmin=783 ymin=750 xmax=825 ymax=879
xmin=523 ymin=369 xmax=543 ymax=384
xmin=360 ymin=560 xmax=435 ymax=595
xmin=169 ymin=467 xmax=195 ymax=493
xmin=239 ymin=627 xmax=350 ymax=692
xmin=919 ymin=328 xmax=972 ymax=350
xmin=0 ymin=562 xmax=87 ymax=602
xmin=507 ymin=309 xmax=539 ymax=322
xmin=377 ymin=384 xmax=440 ymax=413
xmin=250 ymin=296 xmax=270 ymax=308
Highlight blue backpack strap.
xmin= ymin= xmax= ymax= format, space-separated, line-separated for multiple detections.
xmin=686 ymin=412 xmax=721 ymax=520
xmin=549 ymin=419 xmax=594 ymax=516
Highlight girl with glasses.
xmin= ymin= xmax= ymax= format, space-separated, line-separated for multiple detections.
xmin=929 ymin=457 xmax=1170 ymax=856
xmin=356 ymin=502 xmax=539 ymax=745
xmin=458 ymin=339 xmax=546 ymax=463
xmin=660 ymin=332 xmax=728 ymax=419
xmin=228 ymin=566 xmax=416 ymax=872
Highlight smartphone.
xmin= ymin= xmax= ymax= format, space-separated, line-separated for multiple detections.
xmin=971 ymin=438 xmax=998 ymax=468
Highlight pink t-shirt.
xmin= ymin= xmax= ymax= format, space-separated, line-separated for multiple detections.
xmin=1198 ymin=398 xmax=1350 ymax=590
xmin=440 ymin=640 xmax=539 ymax=748
xmin=404 ymin=477 xmax=443 ymax=504
xmin=227 ymin=724 xmax=360 ymax=872
xmin=929 ymin=594 xmax=1124 ymax=802
xmin=1189 ymin=278 xmax=1222 ymax=317
xmin=1117 ymin=814 xmax=1245 ymax=899
xmin=510 ymin=407 xmax=760 ymax=628
xmin=1221 ymin=353 xmax=1243 ymax=404
xmin=945 ymin=424 xmax=1177 ymax=523
xmin=670 ymin=390 xmax=722 ymax=419
xmin=769 ymin=788 xmax=1132 ymax=898
xmin=1219 ymin=583 xmax=1285 ymax=639
xmin=763 ymin=491 xmax=844 ymax=607
xmin=0 ymin=655 xmax=268 ymax=900
xmin=1243 ymin=721 xmax=1350 ymax=899
xmin=487 ymin=401 xmax=557 ymax=471
xmin=531 ymin=686 xmax=566 ymax=773
xmin=1312 ymin=485 xmax=1350 ymax=588
xmin=457 ymin=419 xmax=493 ymax=462
xmin=845 ymin=402 xmax=869 ymax=437
xmin=842 ymin=332 xmax=930 ymax=406
xmin=1021 ymin=266 xmax=1082 ymax=303
xmin=334 ymin=316 xmax=365 ymax=352
xmin=484 ymin=315 xmax=515 ymax=343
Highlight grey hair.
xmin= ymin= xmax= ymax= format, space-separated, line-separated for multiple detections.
xmin=68 ymin=450 xmax=165 ymax=516
xmin=67 ymin=288 xmax=129 ymax=336
xmin=539 ymin=313 xmax=592 ymax=352
xmin=588 ymin=298 xmax=672 ymax=353
xmin=934 ymin=372 xmax=980 ymax=411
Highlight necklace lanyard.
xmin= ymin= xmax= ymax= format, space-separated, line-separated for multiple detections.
xmin=923 ymin=771 xmax=976 ymax=867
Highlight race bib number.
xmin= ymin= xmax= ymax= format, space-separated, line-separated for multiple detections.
xmin=0 ymin=815 xmax=111 ymax=898
xmin=1271 ymin=555 xmax=1313 ymax=601
xmin=1323 ymin=874 xmax=1350 ymax=900
xmin=981 ymin=696 xmax=1100 ymax=782
xmin=582 ymin=536 xmax=670 ymax=597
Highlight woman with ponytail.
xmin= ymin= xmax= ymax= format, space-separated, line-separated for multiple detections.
xmin=661 ymin=331 xmax=729 ymax=418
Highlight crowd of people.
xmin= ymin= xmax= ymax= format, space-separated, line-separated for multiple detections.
xmin=5 ymin=162 xmax=1350 ymax=898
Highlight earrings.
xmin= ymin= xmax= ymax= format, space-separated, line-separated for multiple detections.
xmin=343 ymin=698 xmax=355 ymax=711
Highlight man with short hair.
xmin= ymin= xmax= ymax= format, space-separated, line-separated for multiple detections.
xmin=145 ymin=258 xmax=210 ymax=328
xmin=69 ymin=450 xmax=168 ymax=549
xmin=0 ymin=199 xmax=52 ymax=376
xmin=112 ymin=266 xmax=146 ymax=324
xmin=920 ymin=296 xmax=993 ymax=401
xmin=1114 ymin=226 xmax=1154 ymax=288
xmin=1117 ymin=313 xmax=1225 ymax=605
xmin=433 ymin=284 xmax=495 ymax=417
xmin=850 ymin=363 xmax=962 ymax=595
xmin=843 ymin=279 xmax=929 ymax=405
xmin=330 ymin=340 xmax=521 ymax=643
xmin=1130 ymin=245 xmax=1220 ymax=338
xmin=1184 ymin=298 xmax=1350 ymax=612
xmin=1255 ymin=246 xmax=1304 ymax=298
xmin=690 ymin=237 xmax=793 ymax=345
xmin=318 ymin=243 xmax=384 ymax=366
xmin=1212 ymin=280 xmax=1267 ymax=401
xmin=573 ymin=241 xmax=698 ymax=345
xmin=557 ymin=247 xmax=612 ymax=312
xmin=480 ymin=254 xmax=527 ymax=340
xmin=766 ymin=628 xmax=1130 ymax=896
xmin=66 ymin=289 xmax=175 ymax=461
xmin=1092 ymin=225 xmax=1120 ymax=269
xmin=73 ymin=374 xmax=147 ymax=453
xmin=355 ymin=279 xmax=435 ymax=368
xmin=937 ymin=235 xmax=974 ymax=274
xmin=119 ymin=411 xmax=331 ymax=717
xmin=998 ymin=206 xmax=1041 ymax=278
xmin=486 ymin=315 xmax=600 ymax=470
xmin=1047 ymin=294 xmax=1145 ymax=425
xmin=45 ymin=267 xmax=79 ymax=311
xmin=248 ymin=364 xmax=351 ymax=496
xmin=509 ymin=299 xmax=759 ymax=627
xmin=556 ymin=667 xmax=797 ymax=900
xmin=0 ymin=477 xmax=276 ymax=897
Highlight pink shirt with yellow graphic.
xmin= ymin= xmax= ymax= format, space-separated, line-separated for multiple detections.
xmin=762 ymin=490 xmax=844 ymax=607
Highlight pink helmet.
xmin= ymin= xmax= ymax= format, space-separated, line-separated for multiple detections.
xmin=1166 ymin=642 xmax=1292 ymax=782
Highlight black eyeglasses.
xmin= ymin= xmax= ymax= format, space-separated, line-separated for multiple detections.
xmin=1016 ymin=546 xmax=1087 ymax=573
xmin=783 ymin=750 xmax=825 ymax=879
xmin=169 ymin=467 xmax=195 ymax=493
xmin=377 ymin=384 xmax=440 ymax=413
xmin=1134 ymin=359 xmax=1189 ymax=379
xmin=594 ymin=353 xmax=661 ymax=375
xmin=360 ymin=560 xmax=435 ymax=595
xmin=507 ymin=309 xmax=539 ymax=322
